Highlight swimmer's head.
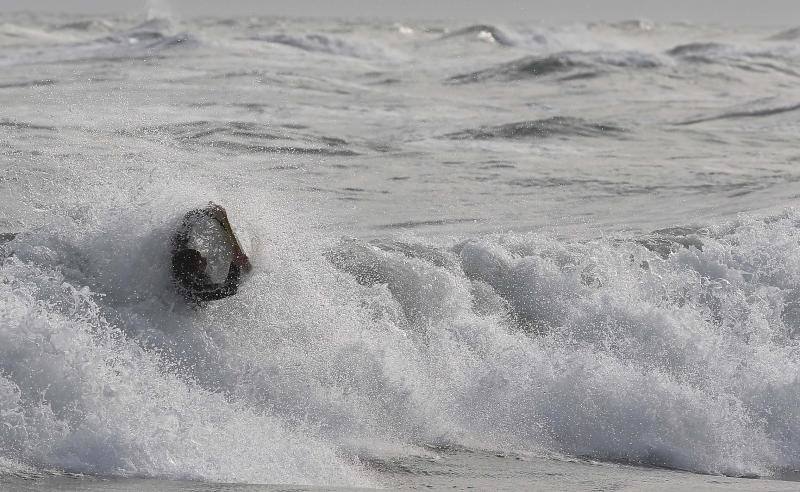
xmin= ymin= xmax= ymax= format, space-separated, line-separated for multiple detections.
xmin=173 ymin=248 xmax=207 ymax=276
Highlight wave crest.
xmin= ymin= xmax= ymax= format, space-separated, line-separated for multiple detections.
xmin=0 ymin=18 xmax=197 ymax=67
xmin=767 ymin=26 xmax=800 ymax=41
xmin=444 ymin=116 xmax=626 ymax=140
xmin=449 ymin=51 xmax=662 ymax=83
xmin=126 ymin=120 xmax=358 ymax=156
xmin=252 ymin=33 xmax=394 ymax=60
xmin=666 ymin=42 xmax=799 ymax=76
xmin=438 ymin=24 xmax=517 ymax=46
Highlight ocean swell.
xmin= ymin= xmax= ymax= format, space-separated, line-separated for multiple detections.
xmin=124 ymin=120 xmax=357 ymax=156
xmin=0 ymin=18 xmax=197 ymax=67
xmin=444 ymin=117 xmax=626 ymax=140
xmin=251 ymin=33 xmax=395 ymax=60
xmin=438 ymin=24 xmax=517 ymax=46
xmin=449 ymin=51 xmax=662 ymax=83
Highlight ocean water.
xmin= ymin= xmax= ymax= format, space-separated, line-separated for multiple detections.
xmin=2 ymin=8 xmax=800 ymax=491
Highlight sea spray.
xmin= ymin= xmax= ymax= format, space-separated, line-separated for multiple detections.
xmin=3 ymin=11 xmax=800 ymax=487
xmin=4 ymin=202 xmax=800 ymax=480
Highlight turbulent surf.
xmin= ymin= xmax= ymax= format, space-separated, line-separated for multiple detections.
xmin=2 ymin=9 xmax=800 ymax=490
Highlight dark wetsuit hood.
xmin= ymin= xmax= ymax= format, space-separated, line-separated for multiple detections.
xmin=171 ymin=210 xmax=242 ymax=304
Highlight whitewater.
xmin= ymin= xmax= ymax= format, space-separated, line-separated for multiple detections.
xmin=1 ymin=8 xmax=800 ymax=491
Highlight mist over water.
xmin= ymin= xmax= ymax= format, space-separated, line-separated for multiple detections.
xmin=2 ymin=7 xmax=800 ymax=489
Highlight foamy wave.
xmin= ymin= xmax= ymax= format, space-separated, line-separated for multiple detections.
xmin=0 ymin=232 xmax=370 ymax=485
xmin=4 ymin=200 xmax=800 ymax=481
xmin=327 ymin=212 xmax=800 ymax=476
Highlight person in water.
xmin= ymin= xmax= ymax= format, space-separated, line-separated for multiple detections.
xmin=171 ymin=203 xmax=252 ymax=303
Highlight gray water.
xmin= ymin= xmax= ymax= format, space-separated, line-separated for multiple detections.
xmin=2 ymin=9 xmax=800 ymax=490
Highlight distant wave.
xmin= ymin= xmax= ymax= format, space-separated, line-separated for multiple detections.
xmin=97 ymin=18 xmax=197 ymax=52
xmin=0 ymin=18 xmax=197 ymax=66
xmin=444 ymin=116 xmax=626 ymax=140
xmin=251 ymin=33 xmax=393 ymax=60
xmin=449 ymin=54 xmax=587 ymax=83
xmin=677 ymin=101 xmax=800 ymax=125
xmin=0 ymin=79 xmax=56 ymax=89
xmin=127 ymin=120 xmax=358 ymax=156
xmin=53 ymin=19 xmax=114 ymax=32
xmin=0 ymin=118 xmax=55 ymax=131
xmin=377 ymin=218 xmax=481 ymax=230
xmin=0 ymin=22 xmax=68 ymax=43
xmin=666 ymin=42 xmax=729 ymax=58
xmin=666 ymin=42 xmax=800 ymax=76
xmin=767 ymin=26 xmax=800 ymax=41
xmin=438 ymin=24 xmax=516 ymax=46
xmin=207 ymin=140 xmax=358 ymax=156
xmin=449 ymin=51 xmax=661 ymax=83
xmin=601 ymin=19 xmax=656 ymax=32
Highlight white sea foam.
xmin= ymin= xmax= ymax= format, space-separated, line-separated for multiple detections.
xmin=0 ymin=240 xmax=370 ymax=485
xmin=3 ymin=190 xmax=800 ymax=482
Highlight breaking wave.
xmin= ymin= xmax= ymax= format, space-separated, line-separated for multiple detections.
xmin=0 ymin=254 xmax=368 ymax=485
xmin=4 ymin=185 xmax=800 ymax=482
xmin=326 ymin=212 xmax=800 ymax=477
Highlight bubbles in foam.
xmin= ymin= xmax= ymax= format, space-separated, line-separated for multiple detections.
xmin=317 ymin=212 xmax=800 ymax=477
xmin=0 ymin=252 xmax=371 ymax=485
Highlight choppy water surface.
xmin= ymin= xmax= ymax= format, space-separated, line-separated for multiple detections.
xmin=2 ymin=9 xmax=800 ymax=490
